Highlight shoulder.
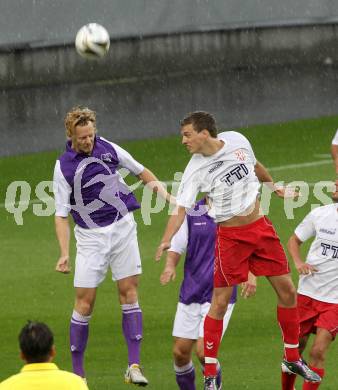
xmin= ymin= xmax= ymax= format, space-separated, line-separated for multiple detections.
xmin=58 ymin=150 xmax=71 ymax=164
xmin=57 ymin=369 xmax=88 ymax=386
xmin=0 ymin=373 xmax=21 ymax=387
xmin=310 ymin=203 xmax=337 ymax=218
xmin=218 ymin=131 xmax=250 ymax=143
xmin=98 ymin=136 xmax=124 ymax=152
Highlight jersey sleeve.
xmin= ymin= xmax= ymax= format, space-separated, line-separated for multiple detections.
xmin=168 ymin=217 xmax=188 ymax=254
xmin=294 ymin=211 xmax=316 ymax=242
xmin=176 ymin=165 xmax=201 ymax=209
xmin=332 ymin=130 xmax=338 ymax=145
xmin=53 ymin=160 xmax=72 ymax=217
xmin=104 ymin=139 xmax=144 ymax=175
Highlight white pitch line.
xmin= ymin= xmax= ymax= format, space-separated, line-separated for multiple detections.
xmin=267 ymin=159 xmax=332 ymax=172
xmin=0 ymin=159 xmax=334 ymax=209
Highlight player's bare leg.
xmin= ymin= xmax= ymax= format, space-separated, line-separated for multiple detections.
xmin=301 ymin=328 xmax=333 ymax=389
xmin=118 ymin=275 xmax=148 ymax=386
xmin=173 ymin=337 xmax=196 ymax=390
xmin=203 ymin=286 xmax=233 ymax=389
xmin=70 ymin=287 xmax=97 ymax=378
xmin=268 ymin=274 xmax=321 ymax=384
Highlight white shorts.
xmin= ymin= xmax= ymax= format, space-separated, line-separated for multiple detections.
xmin=172 ymin=301 xmax=235 ymax=339
xmin=74 ymin=212 xmax=142 ymax=288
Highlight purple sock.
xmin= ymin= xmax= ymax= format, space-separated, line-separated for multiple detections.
xmin=70 ymin=310 xmax=91 ymax=378
xmin=175 ymin=362 xmax=196 ymax=390
xmin=122 ymin=302 xmax=143 ymax=366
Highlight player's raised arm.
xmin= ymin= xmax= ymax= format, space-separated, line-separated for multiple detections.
xmin=254 ymin=160 xmax=298 ymax=198
xmin=331 ymin=143 xmax=338 ymax=176
xmin=138 ymin=167 xmax=176 ymax=205
xmin=155 ymin=206 xmax=186 ymax=261
xmin=331 ymin=131 xmax=338 ymax=192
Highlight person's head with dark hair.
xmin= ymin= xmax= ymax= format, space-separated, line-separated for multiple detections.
xmin=19 ymin=321 xmax=55 ymax=363
xmin=180 ymin=111 xmax=222 ymax=156
xmin=180 ymin=111 xmax=218 ymax=138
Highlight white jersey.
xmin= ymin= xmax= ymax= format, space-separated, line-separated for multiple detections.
xmin=295 ymin=203 xmax=338 ymax=303
xmin=176 ymin=131 xmax=260 ymax=222
xmin=332 ymin=130 xmax=338 ymax=145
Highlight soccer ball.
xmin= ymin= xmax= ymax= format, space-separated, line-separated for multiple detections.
xmin=75 ymin=23 xmax=110 ymax=59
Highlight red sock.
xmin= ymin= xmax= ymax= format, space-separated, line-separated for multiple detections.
xmin=302 ymin=366 xmax=324 ymax=390
xmin=204 ymin=315 xmax=223 ymax=377
xmin=281 ymin=370 xmax=297 ymax=390
xmin=277 ymin=306 xmax=300 ymax=361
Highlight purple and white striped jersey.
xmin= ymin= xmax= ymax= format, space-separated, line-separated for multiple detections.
xmin=53 ymin=136 xmax=143 ymax=229
xmin=169 ymin=199 xmax=237 ymax=305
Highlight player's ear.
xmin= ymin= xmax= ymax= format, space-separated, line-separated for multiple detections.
xmin=20 ymin=351 xmax=26 ymax=362
xmin=50 ymin=345 xmax=56 ymax=359
xmin=201 ymin=129 xmax=210 ymax=138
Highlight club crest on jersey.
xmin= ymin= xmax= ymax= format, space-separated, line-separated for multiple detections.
xmin=235 ymin=149 xmax=246 ymax=161
xmin=101 ymin=153 xmax=113 ymax=162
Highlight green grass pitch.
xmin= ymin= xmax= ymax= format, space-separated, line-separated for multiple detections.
xmin=0 ymin=116 xmax=337 ymax=389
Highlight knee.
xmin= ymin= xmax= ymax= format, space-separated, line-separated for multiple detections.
xmin=280 ymin=285 xmax=297 ymax=307
xmin=309 ymin=344 xmax=326 ymax=364
xmin=120 ymin=289 xmax=138 ymax=304
xmin=119 ymin=282 xmax=138 ymax=304
xmin=75 ymin=298 xmax=94 ymax=316
xmin=173 ymin=345 xmax=190 ymax=366
xmin=211 ymin=298 xmax=228 ymax=318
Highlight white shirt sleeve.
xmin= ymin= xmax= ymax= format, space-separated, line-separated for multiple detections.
xmin=294 ymin=211 xmax=316 ymax=242
xmin=53 ymin=160 xmax=72 ymax=217
xmin=176 ymin=164 xmax=201 ymax=209
xmin=102 ymin=138 xmax=144 ymax=175
xmin=332 ymin=130 xmax=338 ymax=145
xmin=168 ymin=217 xmax=188 ymax=254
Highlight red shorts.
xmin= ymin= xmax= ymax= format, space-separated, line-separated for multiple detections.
xmin=298 ymin=294 xmax=338 ymax=339
xmin=214 ymin=216 xmax=289 ymax=287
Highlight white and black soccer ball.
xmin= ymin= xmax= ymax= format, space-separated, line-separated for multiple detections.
xmin=75 ymin=23 xmax=110 ymax=59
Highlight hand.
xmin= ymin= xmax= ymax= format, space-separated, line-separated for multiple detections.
xmin=241 ymin=280 xmax=257 ymax=299
xmin=55 ymin=255 xmax=71 ymax=274
xmin=295 ymin=262 xmax=318 ymax=276
xmin=274 ymin=185 xmax=299 ymax=199
xmin=155 ymin=242 xmax=171 ymax=262
xmin=160 ymin=267 xmax=176 ymax=285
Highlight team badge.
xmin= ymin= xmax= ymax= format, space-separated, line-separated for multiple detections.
xmin=235 ymin=149 xmax=246 ymax=161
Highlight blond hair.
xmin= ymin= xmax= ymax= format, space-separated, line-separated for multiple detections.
xmin=64 ymin=106 xmax=97 ymax=138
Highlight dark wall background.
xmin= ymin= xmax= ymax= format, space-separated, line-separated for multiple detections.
xmin=1 ymin=1 xmax=338 ymax=156
xmin=1 ymin=0 xmax=338 ymax=48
